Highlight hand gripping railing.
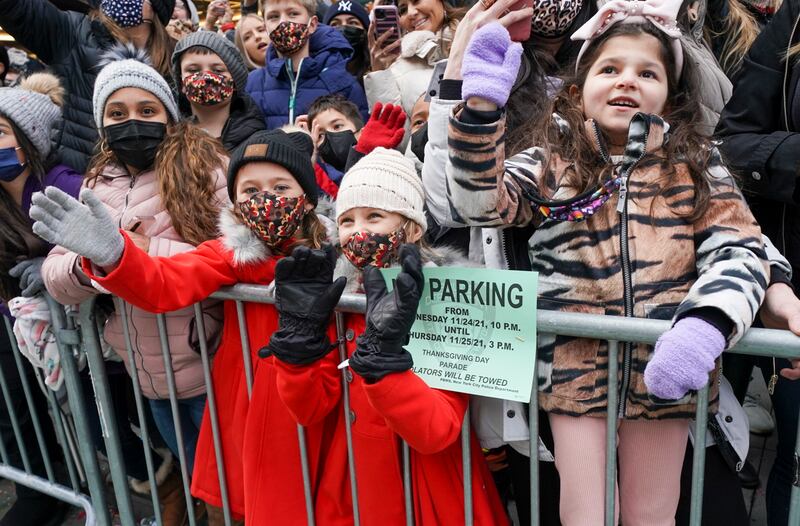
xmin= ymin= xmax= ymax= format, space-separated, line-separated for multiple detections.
xmin=32 ymin=284 xmax=800 ymax=525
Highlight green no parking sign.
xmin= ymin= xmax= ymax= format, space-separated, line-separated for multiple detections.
xmin=381 ymin=267 xmax=538 ymax=402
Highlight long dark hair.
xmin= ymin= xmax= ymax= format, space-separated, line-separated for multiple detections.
xmin=0 ymin=120 xmax=50 ymax=301
xmin=523 ymin=22 xmax=713 ymax=220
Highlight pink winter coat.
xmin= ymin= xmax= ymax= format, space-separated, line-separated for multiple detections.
xmin=42 ymin=164 xmax=229 ymax=399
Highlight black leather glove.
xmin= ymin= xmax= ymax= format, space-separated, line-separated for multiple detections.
xmin=349 ymin=244 xmax=423 ymax=382
xmin=260 ymin=244 xmax=347 ymax=365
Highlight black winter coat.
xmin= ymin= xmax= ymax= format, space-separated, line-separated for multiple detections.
xmin=715 ymin=0 xmax=800 ymax=287
xmin=220 ymin=95 xmax=266 ymax=152
xmin=0 ymin=0 xmax=116 ymax=173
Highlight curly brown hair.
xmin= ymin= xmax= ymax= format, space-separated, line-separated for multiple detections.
xmin=522 ymin=22 xmax=713 ymax=221
xmin=87 ymin=122 xmax=227 ymax=246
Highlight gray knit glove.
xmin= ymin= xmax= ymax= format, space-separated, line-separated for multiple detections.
xmin=9 ymin=257 xmax=45 ymax=297
xmin=30 ymin=187 xmax=124 ymax=267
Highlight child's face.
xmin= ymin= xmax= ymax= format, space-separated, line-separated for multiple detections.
xmin=180 ymin=51 xmax=233 ymax=84
xmin=579 ymin=34 xmax=669 ymax=145
xmin=338 ymin=207 xmax=421 ymax=245
xmin=409 ymin=97 xmax=430 ymax=134
xmin=311 ymin=109 xmax=359 ymax=147
xmin=240 ymin=17 xmax=270 ymax=66
xmin=102 ymin=87 xmax=169 ymax=128
xmin=235 ymin=161 xmax=313 ymax=211
xmin=264 ymin=0 xmax=316 ymax=34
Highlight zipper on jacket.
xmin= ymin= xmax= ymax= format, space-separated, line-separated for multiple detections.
xmin=500 ymin=229 xmax=514 ymax=270
xmin=614 ymin=123 xmax=649 ymax=419
xmin=118 ymin=173 xmax=138 ymax=229
xmin=286 ymin=58 xmax=305 ymax=124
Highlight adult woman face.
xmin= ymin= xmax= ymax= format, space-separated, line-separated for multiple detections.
xmin=398 ymin=0 xmax=446 ymax=33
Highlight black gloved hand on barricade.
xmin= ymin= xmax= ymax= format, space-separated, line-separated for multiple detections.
xmin=349 ymin=244 xmax=423 ymax=382
xmin=259 ymin=244 xmax=346 ymax=365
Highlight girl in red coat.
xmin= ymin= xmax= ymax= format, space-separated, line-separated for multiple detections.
xmin=27 ymin=129 xmax=350 ymax=525
xmin=267 ymin=147 xmax=509 ymax=525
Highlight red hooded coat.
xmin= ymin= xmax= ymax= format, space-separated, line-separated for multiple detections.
xmin=83 ymin=210 xmax=349 ymax=523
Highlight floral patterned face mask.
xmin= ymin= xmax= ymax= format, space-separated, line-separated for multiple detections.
xmin=342 ymin=224 xmax=407 ymax=269
xmin=237 ymin=191 xmax=307 ymax=248
xmin=269 ymin=21 xmax=311 ymax=55
xmin=183 ymin=71 xmax=235 ymax=106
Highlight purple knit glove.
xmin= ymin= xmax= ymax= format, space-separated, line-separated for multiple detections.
xmin=644 ymin=317 xmax=727 ymax=400
xmin=461 ymin=22 xmax=523 ymax=107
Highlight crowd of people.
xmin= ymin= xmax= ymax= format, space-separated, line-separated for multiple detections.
xmin=1 ymin=0 xmax=800 ymax=524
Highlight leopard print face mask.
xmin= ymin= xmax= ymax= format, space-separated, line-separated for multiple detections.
xmin=532 ymin=0 xmax=583 ymax=37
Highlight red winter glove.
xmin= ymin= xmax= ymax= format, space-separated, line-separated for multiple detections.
xmin=355 ymin=102 xmax=407 ymax=155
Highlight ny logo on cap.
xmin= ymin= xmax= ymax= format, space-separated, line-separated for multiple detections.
xmin=338 ymin=0 xmax=353 ymax=11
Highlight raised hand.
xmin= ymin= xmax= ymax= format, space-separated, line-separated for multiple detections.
xmin=461 ymin=22 xmax=523 ymax=108
xmin=30 ymin=187 xmax=124 ymax=267
xmin=355 ymin=102 xmax=407 ymax=154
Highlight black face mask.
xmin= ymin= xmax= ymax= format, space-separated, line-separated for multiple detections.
xmin=410 ymin=122 xmax=428 ymax=163
xmin=104 ymin=120 xmax=167 ymax=171
xmin=338 ymin=26 xmax=366 ymax=53
xmin=318 ymin=130 xmax=357 ymax=172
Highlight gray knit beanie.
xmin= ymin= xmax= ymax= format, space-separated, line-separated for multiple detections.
xmin=172 ymin=31 xmax=249 ymax=93
xmin=93 ymin=47 xmax=180 ymax=131
xmin=0 ymin=72 xmax=64 ymax=158
xmin=337 ymin=148 xmax=428 ymax=230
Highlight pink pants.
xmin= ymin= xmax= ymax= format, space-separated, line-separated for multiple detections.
xmin=549 ymin=414 xmax=689 ymax=526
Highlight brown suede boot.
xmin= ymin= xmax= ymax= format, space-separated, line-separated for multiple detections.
xmin=205 ymin=503 xmax=244 ymax=526
xmin=156 ymin=468 xmax=189 ymax=526
xmin=129 ymin=451 xmax=188 ymax=526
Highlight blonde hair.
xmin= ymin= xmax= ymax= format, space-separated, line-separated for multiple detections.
xmin=261 ymin=0 xmax=317 ymax=17
xmin=235 ymin=14 xmax=267 ymax=70
xmin=714 ymin=0 xmax=782 ymax=75
xmin=19 ymin=73 xmax=65 ymax=107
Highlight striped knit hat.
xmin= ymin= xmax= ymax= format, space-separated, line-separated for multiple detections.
xmin=337 ymin=147 xmax=427 ymax=230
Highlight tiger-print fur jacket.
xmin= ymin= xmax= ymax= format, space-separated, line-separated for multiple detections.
xmin=445 ymin=107 xmax=769 ymax=419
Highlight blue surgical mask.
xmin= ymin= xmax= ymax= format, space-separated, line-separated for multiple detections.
xmin=0 ymin=147 xmax=26 ymax=182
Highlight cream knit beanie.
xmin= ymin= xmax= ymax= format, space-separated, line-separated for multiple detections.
xmin=337 ymin=147 xmax=428 ymax=230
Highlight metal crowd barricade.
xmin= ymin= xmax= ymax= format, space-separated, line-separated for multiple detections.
xmin=3 ymin=286 xmax=798 ymax=525
xmin=0 ymin=303 xmax=99 ymax=525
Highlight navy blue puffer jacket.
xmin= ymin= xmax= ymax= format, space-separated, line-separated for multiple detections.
xmin=246 ymin=24 xmax=369 ymax=129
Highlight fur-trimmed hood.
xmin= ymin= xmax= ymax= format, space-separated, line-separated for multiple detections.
xmin=218 ymin=197 xmax=337 ymax=267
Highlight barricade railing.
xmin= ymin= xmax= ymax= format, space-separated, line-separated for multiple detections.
xmin=3 ymin=285 xmax=799 ymax=525
xmin=1 ymin=306 xmax=99 ymax=525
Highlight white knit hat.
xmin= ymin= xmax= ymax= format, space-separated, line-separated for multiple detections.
xmin=93 ymin=47 xmax=180 ymax=131
xmin=337 ymin=147 xmax=428 ymax=231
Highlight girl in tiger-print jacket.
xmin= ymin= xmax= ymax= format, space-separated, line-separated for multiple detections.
xmin=441 ymin=8 xmax=770 ymax=523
